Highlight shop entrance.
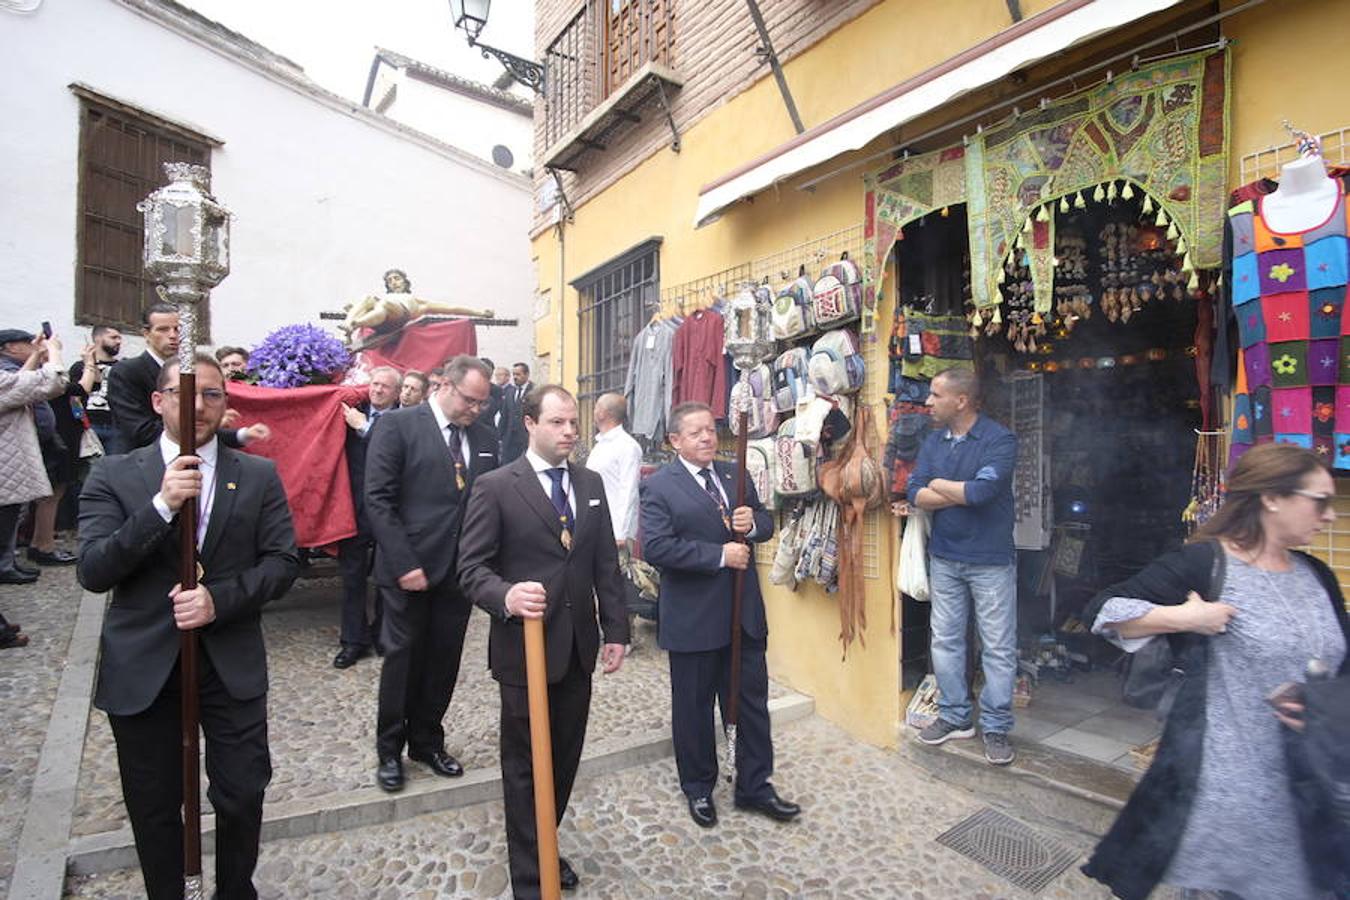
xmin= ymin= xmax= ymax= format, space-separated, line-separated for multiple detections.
xmin=894 ymin=195 xmax=1206 ymax=771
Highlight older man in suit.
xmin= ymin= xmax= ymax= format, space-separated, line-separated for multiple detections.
xmin=459 ymin=384 xmax=628 ymax=897
xmin=77 ymin=353 xmax=299 ymax=900
xmin=365 ymin=355 xmax=499 ymax=791
xmin=640 ymin=401 xmax=799 ymax=830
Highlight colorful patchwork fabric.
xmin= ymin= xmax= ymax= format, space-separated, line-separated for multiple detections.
xmin=1229 ymin=182 xmax=1350 ymax=468
xmin=899 ymin=310 xmax=973 ymax=380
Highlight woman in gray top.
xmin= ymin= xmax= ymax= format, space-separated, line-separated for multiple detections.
xmin=1082 ymin=443 xmax=1350 ymax=900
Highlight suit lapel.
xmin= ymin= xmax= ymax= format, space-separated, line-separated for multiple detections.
xmin=670 ymin=460 xmax=731 ymax=537
xmin=200 ymin=448 xmax=240 ymax=564
xmin=512 ymin=455 xmax=565 ymax=543
xmin=137 ymin=444 xmax=166 ymax=500
xmin=569 ymin=462 xmax=589 ymax=538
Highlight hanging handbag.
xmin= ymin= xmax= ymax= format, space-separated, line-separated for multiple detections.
xmin=1120 ymin=543 xmax=1226 ymax=718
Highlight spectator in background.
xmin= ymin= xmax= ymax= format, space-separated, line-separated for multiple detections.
xmin=109 ymin=304 xmax=266 ymax=451
xmin=427 ymin=367 xmax=447 ymax=396
xmin=0 ymin=328 xmax=68 ymax=584
xmin=333 ymin=365 xmax=401 ymax=669
xmin=400 ymin=370 xmax=428 ymax=407
xmin=1 ymin=332 xmax=76 ymax=566
xmin=492 ymin=366 xmax=510 ymax=388
xmin=70 ymin=325 xmax=121 ymax=456
xmin=216 ymin=346 xmax=250 ymax=379
xmin=499 ymin=362 xmax=533 ymax=463
xmin=479 ymin=358 xmax=503 ymax=432
xmin=586 ymin=392 xmax=644 ymax=653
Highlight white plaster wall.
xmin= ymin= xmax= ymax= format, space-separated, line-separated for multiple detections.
xmin=0 ymin=0 xmax=536 ymax=370
xmin=385 ymin=75 xmax=535 ymax=173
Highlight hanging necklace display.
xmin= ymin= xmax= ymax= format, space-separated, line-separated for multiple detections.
xmin=1182 ymin=430 xmax=1227 ymax=533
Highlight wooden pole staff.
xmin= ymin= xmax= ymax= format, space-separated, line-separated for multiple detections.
xmin=523 ymin=617 xmax=562 ymax=900
xmin=177 ymin=308 xmax=204 ymax=900
xmin=724 ymin=394 xmax=751 ymax=784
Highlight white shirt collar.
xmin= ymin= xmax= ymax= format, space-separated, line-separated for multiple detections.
xmin=526 ymin=449 xmax=567 ymax=475
xmin=158 ymin=431 xmax=219 ymax=468
xmin=679 ymin=456 xmax=713 ymax=479
xmin=429 ymin=398 xmax=453 ymax=432
xmin=594 ymin=425 xmax=628 ymax=444
xmin=147 ymin=347 xmax=166 ymax=366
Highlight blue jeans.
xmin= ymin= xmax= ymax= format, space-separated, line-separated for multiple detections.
xmin=929 ymin=555 xmax=1018 ymax=734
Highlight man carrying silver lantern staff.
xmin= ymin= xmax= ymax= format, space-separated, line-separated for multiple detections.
xmin=640 ymin=401 xmax=799 ymax=830
xmin=77 ymin=354 xmax=299 ymax=900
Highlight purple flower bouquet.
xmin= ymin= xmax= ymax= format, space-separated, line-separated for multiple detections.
xmin=248 ymin=324 xmax=351 ymax=389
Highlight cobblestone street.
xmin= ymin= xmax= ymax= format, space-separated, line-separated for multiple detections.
xmin=64 ymin=712 xmax=1114 ymax=899
xmin=3 ymin=553 xmax=1120 ymax=900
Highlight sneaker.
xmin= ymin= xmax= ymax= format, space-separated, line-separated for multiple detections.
xmin=983 ymin=731 xmax=1015 ymax=766
xmin=917 ymin=718 xmax=975 ymax=745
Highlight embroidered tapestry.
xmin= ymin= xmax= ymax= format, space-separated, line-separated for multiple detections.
xmin=863 ymin=145 xmax=968 ymax=315
xmin=965 ymin=49 xmax=1229 ymax=311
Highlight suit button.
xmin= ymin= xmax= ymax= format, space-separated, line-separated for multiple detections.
xmin=565 ymin=602 xmax=572 ymax=609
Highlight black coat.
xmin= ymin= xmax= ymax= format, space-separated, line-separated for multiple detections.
xmin=108 ymin=351 xmax=242 ymax=451
xmin=77 ymin=440 xmax=300 ymax=716
xmin=363 ymin=403 xmax=498 ymax=589
xmin=498 ymin=381 xmax=533 ymax=463
xmin=639 ymin=459 xmax=774 ymax=653
xmin=1080 ymin=541 xmax=1350 ymax=900
xmin=457 ymin=454 xmax=629 ymax=685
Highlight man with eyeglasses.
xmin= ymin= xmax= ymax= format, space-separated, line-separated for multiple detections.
xmin=364 ymin=355 xmax=499 ymax=792
xmin=77 ymin=353 xmax=299 ymax=899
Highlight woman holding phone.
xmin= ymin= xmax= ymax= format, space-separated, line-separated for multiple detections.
xmin=1081 ymin=443 xmax=1350 ymax=900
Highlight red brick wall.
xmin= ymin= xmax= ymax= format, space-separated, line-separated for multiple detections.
xmin=532 ymin=0 xmax=881 ymax=233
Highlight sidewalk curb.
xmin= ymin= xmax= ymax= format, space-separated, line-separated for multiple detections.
xmin=65 ymin=692 xmax=815 ymax=878
xmin=8 ymin=591 xmax=106 ymax=900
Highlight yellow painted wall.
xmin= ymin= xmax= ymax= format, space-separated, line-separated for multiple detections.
xmin=533 ymin=0 xmax=1350 ymax=746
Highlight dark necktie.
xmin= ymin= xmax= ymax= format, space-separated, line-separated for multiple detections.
xmin=547 ymin=467 xmax=574 ymax=533
xmin=447 ymin=424 xmax=466 ymax=490
xmin=700 ymin=468 xmax=731 ymax=530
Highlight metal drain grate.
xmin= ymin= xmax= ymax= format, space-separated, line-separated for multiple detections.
xmin=935 ymin=807 xmax=1080 ymax=894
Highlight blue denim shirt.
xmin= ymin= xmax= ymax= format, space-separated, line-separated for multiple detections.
xmin=906 ymin=414 xmax=1017 ymax=566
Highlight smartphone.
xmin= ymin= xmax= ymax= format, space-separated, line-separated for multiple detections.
xmin=40 ymin=321 xmax=52 ymax=339
xmin=1265 ymin=681 xmax=1301 ymax=708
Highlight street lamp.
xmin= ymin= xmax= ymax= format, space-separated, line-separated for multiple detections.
xmin=448 ymin=0 xmax=546 ymax=94
xmin=136 ymin=161 xmax=231 ymax=900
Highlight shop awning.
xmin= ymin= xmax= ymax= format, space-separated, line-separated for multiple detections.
xmin=693 ymin=0 xmax=1185 ymax=228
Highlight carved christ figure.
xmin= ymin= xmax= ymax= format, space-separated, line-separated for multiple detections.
xmin=341 ymin=269 xmax=494 ymax=337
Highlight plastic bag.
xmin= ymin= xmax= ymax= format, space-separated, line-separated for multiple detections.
xmin=897 ymin=508 xmax=930 ymax=602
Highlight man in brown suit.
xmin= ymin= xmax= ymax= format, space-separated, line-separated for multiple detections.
xmin=458 ymin=385 xmax=629 ymax=897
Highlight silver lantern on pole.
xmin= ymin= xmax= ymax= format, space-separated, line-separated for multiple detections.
xmin=720 ymin=282 xmax=776 ymax=787
xmin=136 ymin=161 xmax=231 ymax=900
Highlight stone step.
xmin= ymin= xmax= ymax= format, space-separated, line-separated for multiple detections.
xmin=64 ymin=691 xmax=815 ymax=878
xmin=898 ymin=729 xmax=1140 ymax=840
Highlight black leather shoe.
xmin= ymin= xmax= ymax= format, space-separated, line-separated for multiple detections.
xmin=734 ymin=788 xmax=800 ymax=822
xmin=13 ymin=560 xmax=38 ymax=576
xmin=27 ymin=548 xmax=76 ymax=566
xmin=559 ymin=857 xmax=579 ymax=891
xmin=376 ymin=757 xmax=404 ymax=792
xmin=0 ymin=568 xmax=39 ymax=585
xmin=408 ymin=748 xmax=464 ymax=778
xmin=688 ymin=795 xmax=717 ymax=828
xmin=332 ymin=645 xmax=368 ymax=669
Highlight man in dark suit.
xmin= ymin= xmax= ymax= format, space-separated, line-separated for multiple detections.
xmin=77 ymin=353 xmax=299 ymax=900
xmin=459 ymin=384 xmax=628 ymax=897
xmin=108 ymin=302 xmax=265 ymax=451
xmin=640 ymin=401 xmax=799 ymax=830
xmin=365 ymin=355 xmax=499 ymax=791
xmin=332 ymin=365 xmax=402 ymax=668
xmin=498 ymin=361 xmax=534 ymax=463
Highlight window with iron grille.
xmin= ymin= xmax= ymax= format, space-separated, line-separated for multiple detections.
xmin=574 ymin=239 xmax=660 ymax=439
xmin=74 ymin=90 xmax=214 ymax=337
